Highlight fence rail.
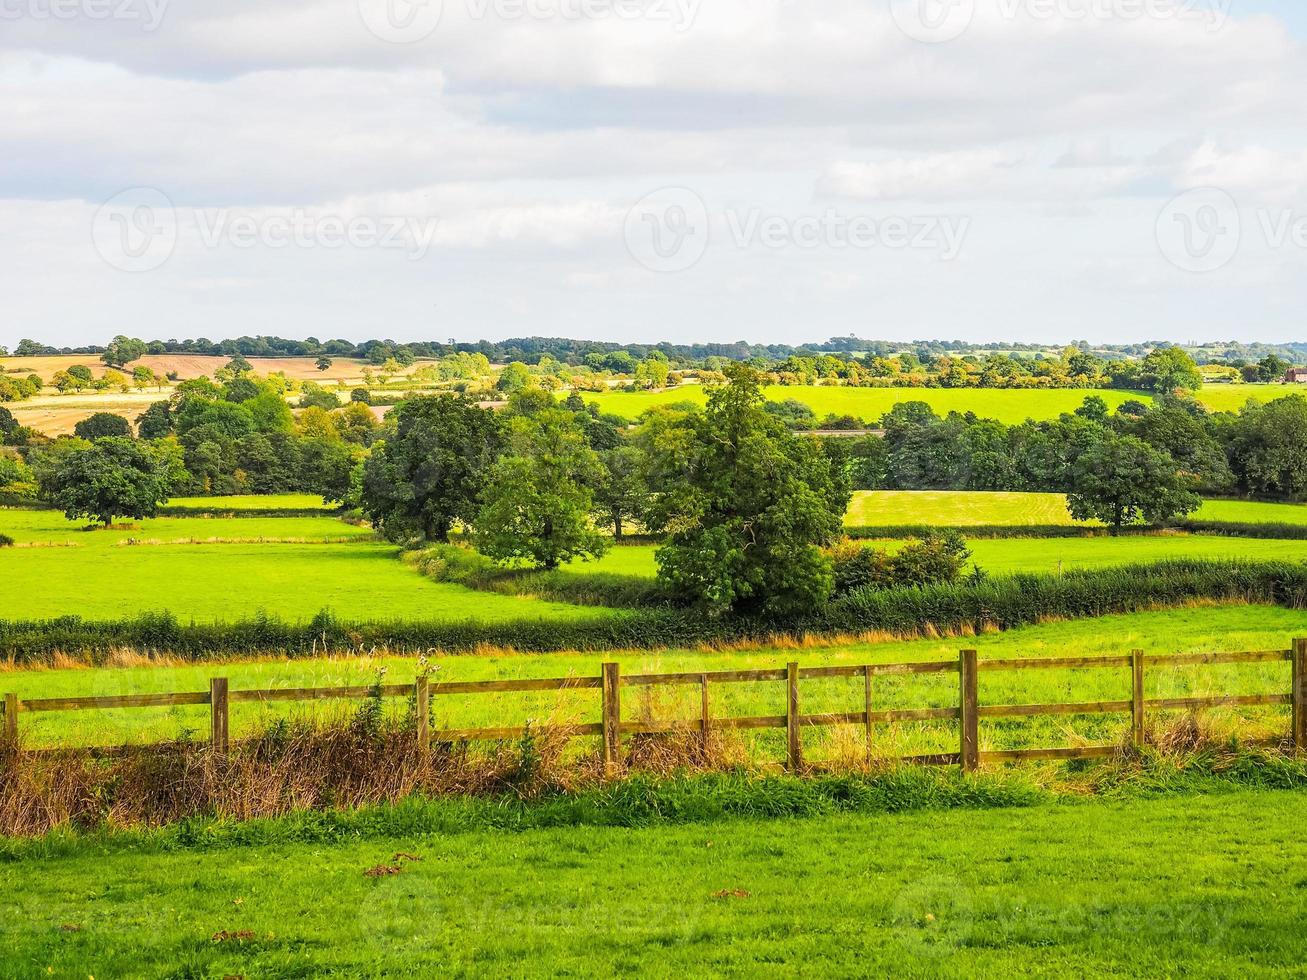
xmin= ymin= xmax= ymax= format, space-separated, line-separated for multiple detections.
xmin=3 ymin=639 xmax=1306 ymax=771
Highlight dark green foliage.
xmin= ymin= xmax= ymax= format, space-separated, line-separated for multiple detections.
xmin=476 ymin=409 xmax=607 ymax=569
xmin=1067 ymin=432 xmax=1201 ymax=531
xmin=100 ymin=335 xmax=147 ymax=368
xmin=37 ymin=437 xmax=177 ymax=527
xmin=72 ymin=412 xmax=132 ymax=440
xmin=350 ymin=388 xmax=372 ymax=404
xmin=830 ymin=532 xmax=972 ymax=595
xmin=134 ymin=401 xmax=173 ymax=439
xmin=362 ymin=396 xmax=503 ymax=542
xmin=655 ymin=364 xmax=848 ymax=617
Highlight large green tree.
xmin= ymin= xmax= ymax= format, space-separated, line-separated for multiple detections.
xmin=476 ymin=409 xmax=607 ymax=569
xmin=101 ymin=335 xmax=147 ymax=368
xmin=39 ymin=437 xmax=178 ymax=527
xmin=73 ymin=412 xmax=132 ymax=440
xmin=361 ymin=396 xmax=503 ymax=542
xmin=1067 ymin=431 xmax=1200 ymax=532
xmin=654 ymin=364 xmax=849 ymax=617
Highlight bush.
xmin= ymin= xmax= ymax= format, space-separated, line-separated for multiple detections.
xmin=830 ymin=531 xmax=972 ymax=595
xmin=0 ymin=534 xmax=13 ymax=548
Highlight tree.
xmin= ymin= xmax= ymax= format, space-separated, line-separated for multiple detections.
xmin=594 ymin=445 xmax=647 ymax=539
xmin=136 ymin=401 xmax=173 ymax=439
xmin=39 ymin=437 xmax=177 ymax=527
xmin=1223 ymin=395 xmax=1307 ymax=499
xmin=654 ymin=364 xmax=848 ymax=617
xmin=73 ymin=412 xmax=132 ymax=440
xmin=316 ymin=356 xmax=334 ymax=372
xmin=1139 ymin=348 xmax=1202 ymax=393
xmin=361 ymin=396 xmax=503 ymax=542
xmin=132 ymin=365 xmax=158 ymax=391
xmin=1067 ymin=432 xmax=1200 ymax=532
xmin=101 ymin=335 xmax=148 ymax=368
xmin=496 ymin=362 xmax=532 ymax=395
xmin=476 ymin=409 xmax=607 ymax=569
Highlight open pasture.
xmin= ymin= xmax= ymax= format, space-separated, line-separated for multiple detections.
xmin=3 ymin=786 xmax=1305 ymax=976
xmin=162 ymin=493 xmax=335 ymax=512
xmin=846 ymin=490 xmax=1307 ymax=528
xmin=0 ymin=507 xmax=613 ymax=626
xmin=584 ymin=384 xmax=1149 ymax=425
xmin=6 ymin=605 xmax=1303 ymax=753
xmin=565 ymin=534 xmax=1307 ymax=579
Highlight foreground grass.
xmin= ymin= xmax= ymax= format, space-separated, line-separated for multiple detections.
xmin=846 ymin=490 xmax=1307 ymax=528
xmin=6 ymin=605 xmax=1304 ymax=752
xmin=2 ymin=784 xmax=1304 ymax=975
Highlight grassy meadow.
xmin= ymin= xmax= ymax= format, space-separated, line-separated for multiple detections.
xmin=5 ymin=605 xmax=1303 ymax=752
xmin=3 ymin=787 xmax=1305 ymax=975
xmin=162 ymin=493 xmax=335 ymax=511
xmin=569 ymin=534 xmax=1307 ymax=579
xmin=846 ymin=490 xmax=1307 ymax=528
xmin=0 ymin=507 xmax=615 ymax=625
xmin=584 ymin=384 xmax=1148 ymax=424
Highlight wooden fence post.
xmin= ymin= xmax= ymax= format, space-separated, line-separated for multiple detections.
xmin=699 ymin=673 xmax=711 ymax=751
xmin=602 ymin=663 xmax=621 ymax=773
xmin=786 ymin=662 xmax=802 ymax=771
xmin=3 ymin=693 xmax=16 ymax=745
xmin=415 ymin=676 xmax=430 ymax=755
xmin=1293 ymin=638 xmax=1307 ymax=753
xmin=1131 ymin=649 xmax=1146 ymax=749
xmin=864 ymin=665 xmax=874 ymax=763
xmin=959 ymin=650 xmax=979 ymax=773
xmin=209 ymin=677 xmax=229 ymax=757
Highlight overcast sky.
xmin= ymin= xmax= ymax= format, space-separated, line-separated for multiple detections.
xmin=2 ymin=0 xmax=1305 ymax=349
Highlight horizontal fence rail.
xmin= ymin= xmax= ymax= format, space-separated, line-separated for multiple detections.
xmin=2 ymin=640 xmax=1305 ymax=771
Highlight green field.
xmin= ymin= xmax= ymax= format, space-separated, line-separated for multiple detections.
xmin=163 ymin=493 xmax=334 ymax=511
xmin=584 ymin=385 xmax=1149 ymax=425
xmin=568 ymin=535 xmax=1307 ymax=579
xmin=846 ymin=491 xmax=1307 ymax=528
xmin=7 ymin=605 xmax=1303 ymax=750
xmin=0 ymin=508 xmax=613 ymax=625
xmin=3 ymin=786 xmax=1304 ymax=975
xmin=583 ymin=382 xmax=1300 ymax=424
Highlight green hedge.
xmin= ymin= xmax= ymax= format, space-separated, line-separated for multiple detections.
xmin=2 ymin=559 xmax=1304 ymax=662
xmin=846 ymin=522 xmax=1307 ymax=541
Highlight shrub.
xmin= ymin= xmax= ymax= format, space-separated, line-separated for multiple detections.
xmin=0 ymin=534 xmax=13 ymax=548
xmin=830 ymin=531 xmax=972 ymax=595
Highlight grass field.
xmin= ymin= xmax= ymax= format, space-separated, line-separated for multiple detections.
xmin=1189 ymin=382 xmax=1302 ymax=413
xmin=163 ymin=493 xmax=334 ymax=511
xmin=0 ymin=508 xmax=613 ymax=625
xmin=3 ymin=786 xmax=1304 ymax=975
xmin=584 ymin=385 xmax=1150 ymax=424
xmin=846 ymin=491 xmax=1307 ymax=528
xmin=6 ymin=605 xmax=1303 ymax=750
xmin=568 ymin=535 xmax=1307 ymax=579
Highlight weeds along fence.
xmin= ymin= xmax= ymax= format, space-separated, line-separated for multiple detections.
xmin=5 ymin=641 xmax=1305 ymax=771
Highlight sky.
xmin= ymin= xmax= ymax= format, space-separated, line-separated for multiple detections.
xmin=2 ymin=0 xmax=1306 ymax=349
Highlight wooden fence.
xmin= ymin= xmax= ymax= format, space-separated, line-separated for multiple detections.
xmin=3 ymin=640 xmax=1305 ymax=771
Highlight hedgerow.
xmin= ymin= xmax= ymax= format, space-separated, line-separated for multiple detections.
xmin=845 ymin=521 xmax=1307 ymax=541
xmin=2 ymin=559 xmax=1304 ymax=662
